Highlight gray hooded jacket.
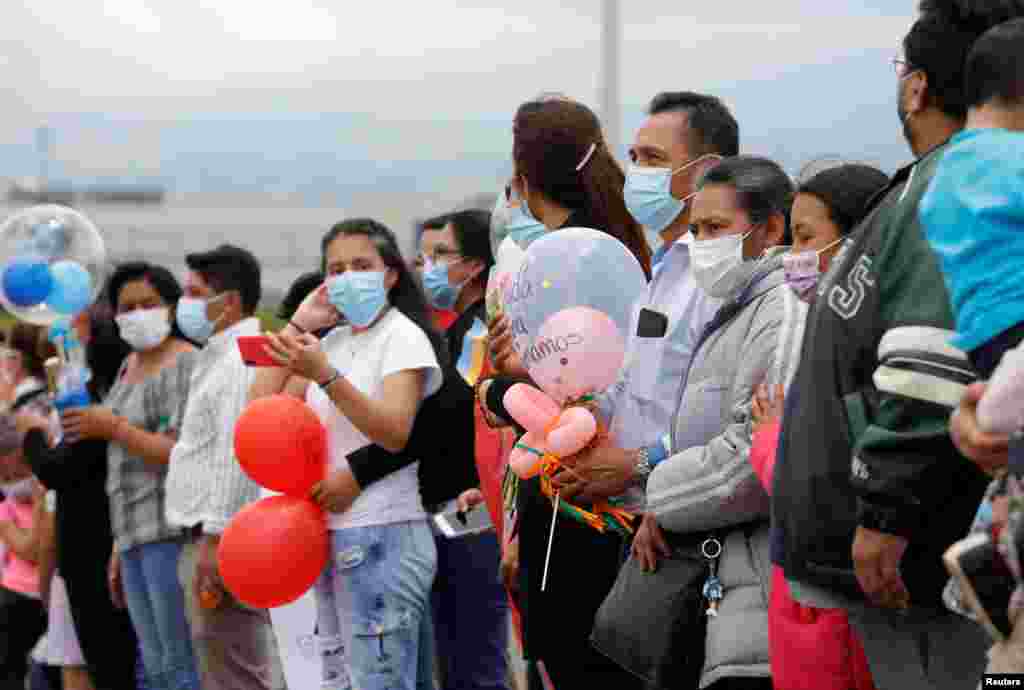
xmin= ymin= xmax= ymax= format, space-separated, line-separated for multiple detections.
xmin=646 ymin=251 xmax=789 ymax=688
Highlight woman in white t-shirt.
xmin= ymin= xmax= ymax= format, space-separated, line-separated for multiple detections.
xmin=251 ymin=218 xmax=444 ymax=690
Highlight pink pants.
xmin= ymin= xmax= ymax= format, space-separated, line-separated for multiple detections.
xmin=768 ymin=566 xmax=876 ymax=690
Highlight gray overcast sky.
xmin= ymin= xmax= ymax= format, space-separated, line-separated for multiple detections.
xmin=3 ymin=1 xmax=914 ymax=120
xmin=1 ymin=1 xmax=918 ymax=183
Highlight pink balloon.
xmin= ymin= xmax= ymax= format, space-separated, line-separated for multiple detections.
xmin=526 ymin=307 xmax=626 ymax=404
xmin=509 ymin=431 xmax=547 ymax=479
xmin=504 ymin=383 xmax=561 ymax=433
xmin=546 ymin=407 xmax=598 ymax=457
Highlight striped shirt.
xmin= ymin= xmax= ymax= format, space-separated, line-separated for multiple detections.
xmin=105 ymin=351 xmax=195 ymax=552
xmin=164 ymin=318 xmax=261 ymax=535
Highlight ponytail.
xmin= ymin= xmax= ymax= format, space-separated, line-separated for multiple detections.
xmin=577 ymin=144 xmax=652 ymax=280
xmin=513 ymin=98 xmax=652 ymax=280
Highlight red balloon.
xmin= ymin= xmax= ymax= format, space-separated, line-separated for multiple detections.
xmin=431 ymin=308 xmax=457 ymax=331
xmin=234 ymin=394 xmax=327 ymax=496
xmin=218 ymin=495 xmax=328 ymax=609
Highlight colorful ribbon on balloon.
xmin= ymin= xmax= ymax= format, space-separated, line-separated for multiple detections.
xmin=506 ymin=394 xmax=635 ymax=538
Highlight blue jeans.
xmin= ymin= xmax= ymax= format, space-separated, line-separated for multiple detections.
xmin=121 ymin=540 xmax=200 ymax=690
xmin=137 ymin=638 xmax=153 ymax=690
xmin=430 ymin=532 xmax=510 ymax=690
xmin=417 ymin=607 xmax=436 ymax=690
xmin=316 ymin=520 xmax=437 ymax=690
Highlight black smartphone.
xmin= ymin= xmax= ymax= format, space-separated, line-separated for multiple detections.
xmin=637 ymin=308 xmax=668 ymax=338
xmin=943 ymin=531 xmax=1016 ymax=641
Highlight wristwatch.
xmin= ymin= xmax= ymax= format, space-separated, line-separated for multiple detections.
xmin=634 ymin=447 xmax=653 ymax=482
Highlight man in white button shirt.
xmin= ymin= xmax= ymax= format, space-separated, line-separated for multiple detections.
xmin=567 ymin=92 xmax=740 ymax=559
xmin=164 ymin=245 xmax=285 ymax=690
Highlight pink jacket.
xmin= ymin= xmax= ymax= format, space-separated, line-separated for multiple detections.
xmin=0 ymin=497 xmax=39 ymax=598
xmin=750 ymin=420 xmax=781 ymax=494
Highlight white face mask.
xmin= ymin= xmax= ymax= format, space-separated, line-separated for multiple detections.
xmin=691 ymin=228 xmax=755 ymax=299
xmin=1 ymin=477 xmax=34 ymax=500
xmin=116 ymin=307 xmax=172 ymax=352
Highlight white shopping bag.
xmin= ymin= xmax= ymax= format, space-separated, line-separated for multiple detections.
xmin=269 ymin=568 xmax=320 ymax=688
xmin=261 ymin=487 xmax=322 ymax=688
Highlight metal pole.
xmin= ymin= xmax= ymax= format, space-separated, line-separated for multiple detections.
xmin=599 ymin=0 xmax=620 ymax=157
xmin=36 ymin=126 xmax=52 ymax=185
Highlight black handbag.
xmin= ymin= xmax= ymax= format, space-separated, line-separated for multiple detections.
xmin=590 ymin=536 xmax=712 ymax=689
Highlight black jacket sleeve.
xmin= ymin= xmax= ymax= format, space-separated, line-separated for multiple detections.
xmin=347 ymin=444 xmax=415 ymax=489
xmin=345 ymin=364 xmax=458 ymax=490
xmin=23 ymin=431 xmax=104 ymax=493
xmin=485 ymin=376 xmax=518 ymax=424
xmin=347 ymin=361 xmax=479 ymax=511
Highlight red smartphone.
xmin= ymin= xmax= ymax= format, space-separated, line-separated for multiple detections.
xmin=237 ymin=336 xmax=280 ymax=367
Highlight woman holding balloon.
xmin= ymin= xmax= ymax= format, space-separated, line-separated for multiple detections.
xmin=58 ymin=261 xmax=201 ymax=690
xmin=250 ymin=218 xmax=444 ymax=690
xmin=19 ymin=308 xmax=140 ymax=690
xmin=478 ymin=96 xmax=651 ymax=690
xmin=558 ymin=156 xmax=796 ymax=690
xmin=3 ymin=206 xmax=139 ymax=690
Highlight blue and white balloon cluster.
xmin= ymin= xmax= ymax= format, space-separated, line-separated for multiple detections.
xmin=0 ymin=205 xmax=107 ymax=326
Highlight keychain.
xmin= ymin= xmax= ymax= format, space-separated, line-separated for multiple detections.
xmin=701 ymin=538 xmax=723 ymax=617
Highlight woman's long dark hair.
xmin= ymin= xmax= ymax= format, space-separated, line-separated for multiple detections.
xmin=513 ymin=98 xmax=652 ymax=279
xmin=321 ymin=218 xmax=447 ymax=363
xmin=797 ymin=163 xmax=890 ymax=236
xmin=85 ymin=299 xmax=133 ymax=400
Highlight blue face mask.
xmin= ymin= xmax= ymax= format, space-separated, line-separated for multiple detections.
xmin=421 ymin=260 xmax=469 ymax=311
xmin=624 ymin=155 xmax=720 ymax=234
xmin=327 ymin=271 xmax=388 ymax=327
xmin=493 ymin=192 xmax=547 ymax=250
xmin=176 ymin=295 xmax=223 ymax=344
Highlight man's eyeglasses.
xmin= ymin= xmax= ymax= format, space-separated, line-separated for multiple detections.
xmin=414 ymin=248 xmax=463 ymax=268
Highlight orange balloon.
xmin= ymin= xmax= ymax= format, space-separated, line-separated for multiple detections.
xmin=218 ymin=495 xmax=328 ymax=609
xmin=234 ymin=394 xmax=327 ymax=496
xmin=199 ymin=588 xmax=222 ymax=610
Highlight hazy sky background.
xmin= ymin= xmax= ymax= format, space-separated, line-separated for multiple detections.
xmin=0 ymin=1 xmax=919 ymax=201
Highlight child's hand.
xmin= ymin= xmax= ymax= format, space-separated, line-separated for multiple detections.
xmin=952 ymin=383 xmax=1010 ymax=475
xmin=751 ymin=383 xmax=785 ymax=431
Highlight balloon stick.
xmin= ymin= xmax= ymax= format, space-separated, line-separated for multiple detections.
xmin=541 ymin=489 xmax=559 ymax=592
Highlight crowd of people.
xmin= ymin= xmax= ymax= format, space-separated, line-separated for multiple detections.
xmin=1 ymin=1 xmax=1024 ymax=689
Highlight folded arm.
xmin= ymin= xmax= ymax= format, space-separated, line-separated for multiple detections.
xmin=646 ymin=288 xmax=783 ymax=532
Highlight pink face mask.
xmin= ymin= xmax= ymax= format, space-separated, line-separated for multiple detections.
xmin=783 ymin=237 xmax=844 ymax=303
